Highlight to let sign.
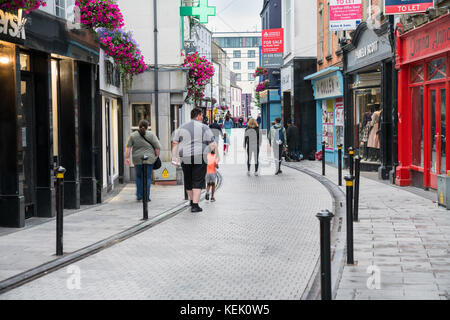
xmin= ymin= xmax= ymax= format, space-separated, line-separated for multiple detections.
xmin=384 ymin=0 xmax=434 ymax=15
xmin=329 ymin=0 xmax=362 ymax=31
xmin=262 ymin=28 xmax=283 ymax=54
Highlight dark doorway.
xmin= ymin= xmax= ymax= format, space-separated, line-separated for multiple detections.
xmin=19 ymin=73 xmax=37 ymax=219
xmin=283 ymin=91 xmax=292 ymax=126
xmin=105 ymin=99 xmax=112 ymax=192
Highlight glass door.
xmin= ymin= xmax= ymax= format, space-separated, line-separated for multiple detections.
xmin=429 ymin=85 xmax=446 ymax=189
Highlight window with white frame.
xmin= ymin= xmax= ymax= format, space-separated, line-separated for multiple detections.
xmin=55 ymin=0 xmax=66 ymax=18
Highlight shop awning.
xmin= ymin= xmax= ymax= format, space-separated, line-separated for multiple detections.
xmin=304 ymin=67 xmax=341 ymax=81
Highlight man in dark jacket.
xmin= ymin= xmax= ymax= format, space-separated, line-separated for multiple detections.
xmin=209 ymin=119 xmax=223 ymax=143
xmin=286 ymin=120 xmax=300 ymax=159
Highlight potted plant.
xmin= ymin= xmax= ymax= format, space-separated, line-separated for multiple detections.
xmin=0 ymin=0 xmax=47 ymax=13
xmin=75 ymin=0 xmax=124 ymax=31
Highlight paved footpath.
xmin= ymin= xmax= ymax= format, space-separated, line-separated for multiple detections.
xmin=288 ymin=160 xmax=450 ymax=300
xmin=0 ymin=129 xmax=332 ymax=300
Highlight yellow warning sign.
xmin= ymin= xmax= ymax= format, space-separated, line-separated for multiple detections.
xmin=440 ymin=192 xmax=444 ymax=205
xmin=162 ymin=168 xmax=169 ymax=178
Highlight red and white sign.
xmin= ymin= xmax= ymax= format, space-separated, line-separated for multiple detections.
xmin=329 ymin=0 xmax=362 ymax=31
xmin=262 ymin=28 xmax=284 ymax=54
xmin=384 ymin=0 xmax=434 ymax=15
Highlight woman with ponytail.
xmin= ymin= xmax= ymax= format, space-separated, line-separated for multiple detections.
xmin=125 ymin=120 xmax=161 ymax=201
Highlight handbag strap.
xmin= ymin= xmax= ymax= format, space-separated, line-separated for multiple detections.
xmin=139 ymin=131 xmax=157 ymax=154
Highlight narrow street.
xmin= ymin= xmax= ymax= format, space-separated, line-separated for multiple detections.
xmin=0 ymin=129 xmax=332 ymax=299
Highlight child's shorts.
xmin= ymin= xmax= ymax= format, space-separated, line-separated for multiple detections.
xmin=206 ymin=173 xmax=217 ymax=185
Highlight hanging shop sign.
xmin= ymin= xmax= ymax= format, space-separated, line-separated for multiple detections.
xmin=384 ymin=0 xmax=434 ymax=15
xmin=180 ymin=0 xmax=216 ymax=24
xmin=262 ymin=28 xmax=283 ymax=68
xmin=401 ymin=14 xmax=450 ymax=65
xmin=313 ymin=74 xmax=342 ymax=100
xmin=329 ymin=0 xmax=362 ymax=31
xmin=0 ymin=9 xmax=26 ymax=42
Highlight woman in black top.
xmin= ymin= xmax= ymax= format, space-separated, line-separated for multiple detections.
xmin=243 ymin=118 xmax=262 ymax=176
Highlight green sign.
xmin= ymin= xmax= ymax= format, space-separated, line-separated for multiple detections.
xmin=180 ymin=0 xmax=216 ymax=24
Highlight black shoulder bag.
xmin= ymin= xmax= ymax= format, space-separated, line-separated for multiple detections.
xmin=139 ymin=131 xmax=162 ymax=170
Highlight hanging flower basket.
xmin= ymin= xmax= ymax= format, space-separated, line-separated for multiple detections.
xmin=0 ymin=0 xmax=47 ymax=13
xmin=182 ymin=52 xmax=214 ymax=106
xmin=97 ymin=28 xmax=147 ymax=88
xmin=75 ymin=0 xmax=124 ymax=31
xmin=254 ymin=67 xmax=268 ymax=77
xmin=255 ymin=80 xmax=269 ymax=93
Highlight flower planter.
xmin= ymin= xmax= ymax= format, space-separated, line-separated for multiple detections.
xmin=75 ymin=0 xmax=124 ymax=31
xmin=0 ymin=0 xmax=47 ymax=13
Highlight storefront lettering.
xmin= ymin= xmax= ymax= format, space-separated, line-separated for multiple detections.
xmin=315 ymin=75 xmax=341 ymax=99
xmin=355 ymin=41 xmax=378 ymax=60
xmin=432 ymin=28 xmax=450 ymax=49
xmin=0 ymin=9 xmax=26 ymax=40
xmin=409 ymin=28 xmax=450 ymax=58
xmin=410 ymin=35 xmax=429 ymax=57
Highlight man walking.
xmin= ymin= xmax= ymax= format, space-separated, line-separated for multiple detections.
xmin=209 ymin=118 xmax=223 ymax=143
xmin=268 ymin=117 xmax=287 ymax=175
xmin=172 ymin=108 xmax=217 ymax=212
xmin=286 ymin=120 xmax=300 ymax=160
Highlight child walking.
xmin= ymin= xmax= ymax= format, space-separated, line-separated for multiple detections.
xmin=206 ymin=150 xmax=219 ymax=202
xmin=223 ymin=132 xmax=230 ymax=154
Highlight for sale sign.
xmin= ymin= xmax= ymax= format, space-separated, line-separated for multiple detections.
xmin=384 ymin=0 xmax=434 ymax=15
xmin=330 ymin=0 xmax=362 ymax=31
xmin=262 ymin=28 xmax=284 ymax=54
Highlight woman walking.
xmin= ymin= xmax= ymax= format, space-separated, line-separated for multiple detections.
xmin=223 ymin=114 xmax=234 ymax=138
xmin=125 ymin=120 xmax=161 ymax=201
xmin=243 ymin=118 xmax=262 ymax=176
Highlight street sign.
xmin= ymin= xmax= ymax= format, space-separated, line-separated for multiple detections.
xmin=384 ymin=0 xmax=434 ymax=15
xmin=262 ymin=52 xmax=283 ymax=68
xmin=329 ymin=0 xmax=362 ymax=31
xmin=180 ymin=0 xmax=216 ymax=24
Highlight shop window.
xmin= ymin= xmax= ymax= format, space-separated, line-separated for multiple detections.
xmin=411 ymin=86 xmax=424 ymax=167
xmin=354 ymin=88 xmax=381 ymax=162
xmin=55 ymin=0 xmax=66 ymax=19
xmin=131 ymin=104 xmax=151 ymax=129
xmin=410 ymin=64 xmax=424 ymax=83
xmin=428 ymin=58 xmax=446 ymax=81
xmin=322 ymin=100 xmax=334 ymax=150
xmin=20 ymin=53 xmax=30 ymax=71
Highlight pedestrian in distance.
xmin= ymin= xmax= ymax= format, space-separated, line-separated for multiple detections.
xmin=223 ymin=114 xmax=234 ymax=137
xmin=209 ymin=118 xmax=224 ymax=143
xmin=125 ymin=120 xmax=161 ymax=201
xmin=205 ymin=150 xmax=219 ymax=202
xmin=172 ymin=108 xmax=217 ymax=213
xmin=244 ymin=118 xmax=262 ymax=176
xmin=223 ymin=132 xmax=230 ymax=154
xmin=268 ymin=117 xmax=287 ymax=175
xmin=286 ymin=119 xmax=300 ymax=161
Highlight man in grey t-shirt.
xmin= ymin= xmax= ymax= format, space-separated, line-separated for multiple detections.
xmin=172 ymin=108 xmax=217 ymax=213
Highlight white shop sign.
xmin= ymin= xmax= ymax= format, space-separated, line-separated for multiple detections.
xmin=314 ymin=74 xmax=342 ymax=100
xmin=0 ymin=9 xmax=26 ymax=40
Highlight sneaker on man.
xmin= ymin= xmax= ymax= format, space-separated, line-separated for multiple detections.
xmin=254 ymin=172 xmax=259 ymax=176
xmin=191 ymin=205 xmax=203 ymax=213
xmin=205 ymin=193 xmax=210 ymax=200
xmin=247 ymin=171 xmax=251 ymax=176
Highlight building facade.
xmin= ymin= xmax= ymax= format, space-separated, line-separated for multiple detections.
xmin=213 ymin=32 xmax=262 ymax=119
xmin=281 ymin=0 xmax=317 ymax=158
xmin=0 ymin=5 xmax=100 ymax=227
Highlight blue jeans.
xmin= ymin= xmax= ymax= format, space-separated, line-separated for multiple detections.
xmin=135 ymin=164 xmax=153 ymax=200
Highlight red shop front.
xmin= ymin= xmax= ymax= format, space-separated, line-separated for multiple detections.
xmin=396 ymin=14 xmax=450 ymax=189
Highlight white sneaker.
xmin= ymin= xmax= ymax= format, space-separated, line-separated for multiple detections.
xmin=247 ymin=171 xmax=251 ymax=176
xmin=254 ymin=172 xmax=259 ymax=176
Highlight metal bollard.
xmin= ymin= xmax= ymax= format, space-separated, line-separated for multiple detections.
xmin=55 ymin=166 xmax=66 ymax=256
xmin=316 ymin=209 xmax=334 ymax=300
xmin=338 ymin=144 xmax=343 ymax=186
xmin=142 ymin=155 xmax=149 ymax=220
xmin=348 ymin=147 xmax=354 ymax=176
xmin=322 ymin=141 xmax=326 ymax=176
xmin=344 ymin=175 xmax=355 ymax=265
xmin=354 ymin=156 xmax=361 ymax=222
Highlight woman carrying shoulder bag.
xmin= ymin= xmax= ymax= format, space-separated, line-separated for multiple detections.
xmin=125 ymin=120 xmax=161 ymax=201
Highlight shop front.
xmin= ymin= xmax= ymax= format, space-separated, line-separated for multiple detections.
xmin=0 ymin=9 xmax=100 ymax=227
xmin=343 ymin=21 xmax=395 ymax=178
xmin=260 ymin=89 xmax=281 ymax=130
xmin=396 ymin=14 xmax=450 ymax=189
xmin=305 ymin=67 xmax=344 ymax=166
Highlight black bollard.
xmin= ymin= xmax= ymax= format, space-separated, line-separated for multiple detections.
xmin=348 ymin=147 xmax=354 ymax=176
xmin=344 ymin=175 xmax=355 ymax=265
xmin=142 ymin=155 xmax=149 ymax=220
xmin=354 ymin=156 xmax=361 ymax=222
xmin=338 ymin=144 xmax=343 ymax=186
xmin=322 ymin=141 xmax=326 ymax=176
xmin=55 ymin=166 xmax=66 ymax=256
xmin=316 ymin=209 xmax=334 ymax=300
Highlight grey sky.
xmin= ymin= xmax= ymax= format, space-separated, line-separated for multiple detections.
xmin=205 ymin=0 xmax=262 ymax=33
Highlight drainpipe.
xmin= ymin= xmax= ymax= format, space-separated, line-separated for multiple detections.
xmin=154 ymin=0 xmax=159 ymax=138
